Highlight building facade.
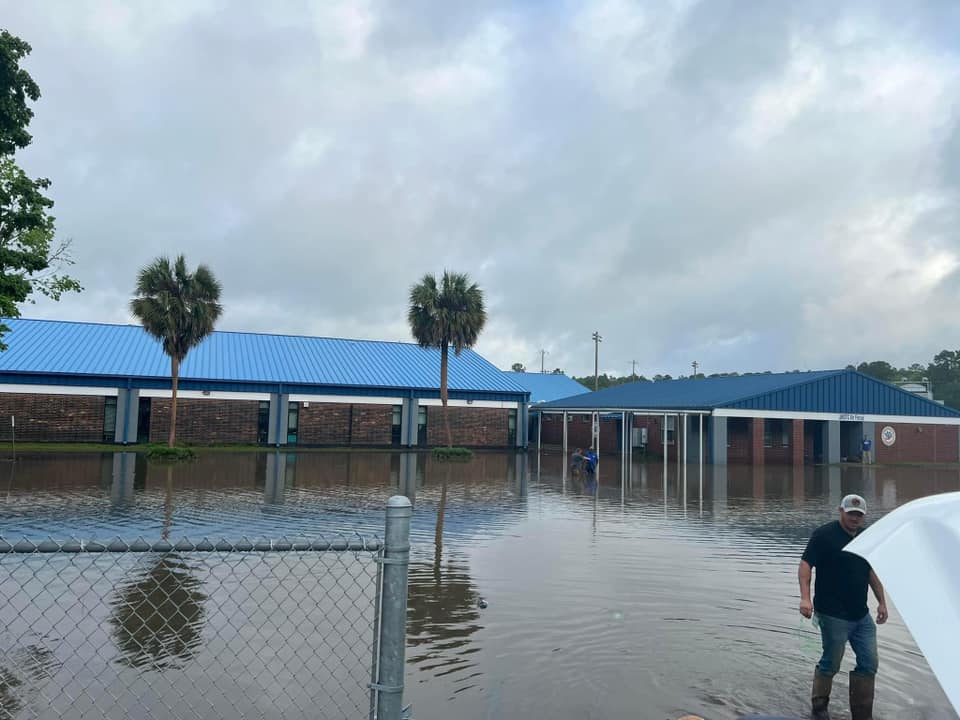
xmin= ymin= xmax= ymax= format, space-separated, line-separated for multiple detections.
xmin=538 ymin=370 xmax=960 ymax=465
xmin=0 ymin=319 xmax=530 ymax=449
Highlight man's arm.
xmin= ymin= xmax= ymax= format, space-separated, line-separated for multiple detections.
xmin=869 ymin=569 xmax=888 ymax=624
xmin=799 ymin=559 xmax=813 ymax=618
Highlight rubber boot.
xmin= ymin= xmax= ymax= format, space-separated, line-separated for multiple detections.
xmin=849 ymin=671 xmax=875 ymax=720
xmin=811 ymin=668 xmax=833 ymax=720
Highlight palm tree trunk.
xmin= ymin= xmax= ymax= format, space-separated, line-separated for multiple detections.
xmin=168 ymin=356 xmax=179 ymax=447
xmin=440 ymin=344 xmax=452 ymax=447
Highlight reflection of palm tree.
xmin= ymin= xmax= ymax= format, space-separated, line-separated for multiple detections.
xmin=433 ymin=465 xmax=450 ymax=571
xmin=0 ymin=644 xmax=58 ymax=717
xmin=162 ymin=465 xmax=174 ymax=540
xmin=109 ymin=555 xmax=206 ymax=671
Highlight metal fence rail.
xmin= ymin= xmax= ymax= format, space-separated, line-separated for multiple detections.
xmin=0 ymin=497 xmax=412 ymax=720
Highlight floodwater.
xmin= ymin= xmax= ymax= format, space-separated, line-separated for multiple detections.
xmin=0 ymin=449 xmax=957 ymax=720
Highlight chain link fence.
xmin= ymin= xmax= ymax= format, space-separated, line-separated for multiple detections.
xmin=0 ymin=498 xmax=412 ymax=720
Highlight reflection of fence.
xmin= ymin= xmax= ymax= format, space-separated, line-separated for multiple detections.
xmin=0 ymin=497 xmax=412 ymax=720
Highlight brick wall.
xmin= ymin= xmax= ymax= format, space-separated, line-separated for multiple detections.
xmin=751 ymin=419 xmax=764 ymax=465
xmin=0 ymin=393 xmax=107 ymax=442
xmin=426 ymin=406 xmax=509 ymax=447
xmin=149 ymin=398 xmax=260 ymax=445
xmin=539 ymin=414 xmax=621 ymax=453
xmin=293 ymin=403 xmax=394 ymax=446
xmin=875 ymin=422 xmax=960 ymax=463
xmin=297 ymin=403 xmax=351 ymax=445
xmin=792 ymin=420 xmax=804 ymax=465
xmin=350 ymin=406 xmax=393 ymax=445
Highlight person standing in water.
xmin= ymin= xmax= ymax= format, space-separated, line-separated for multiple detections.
xmin=799 ymin=494 xmax=887 ymax=720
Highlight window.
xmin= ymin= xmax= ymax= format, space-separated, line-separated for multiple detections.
xmin=507 ymin=409 xmax=517 ymax=445
xmin=763 ymin=420 xmax=790 ymax=448
xmin=103 ymin=397 xmax=117 ymax=443
xmin=136 ymin=397 xmax=151 ymax=444
xmin=287 ymin=403 xmax=299 ymax=445
xmin=257 ymin=401 xmax=270 ymax=444
xmin=417 ymin=406 xmax=427 ymax=444
xmin=391 ymin=405 xmax=402 ymax=445
xmin=663 ymin=415 xmax=676 ymax=445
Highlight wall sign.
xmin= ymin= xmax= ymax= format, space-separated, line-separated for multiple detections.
xmin=880 ymin=426 xmax=897 ymax=447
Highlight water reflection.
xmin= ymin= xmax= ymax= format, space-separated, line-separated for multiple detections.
xmin=109 ymin=555 xmax=206 ymax=671
xmin=2 ymin=450 xmax=959 ymax=718
xmin=406 ymin=556 xmax=482 ymax=683
xmin=0 ymin=644 xmax=59 ymax=716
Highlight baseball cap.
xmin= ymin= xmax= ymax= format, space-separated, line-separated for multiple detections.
xmin=840 ymin=494 xmax=867 ymax=515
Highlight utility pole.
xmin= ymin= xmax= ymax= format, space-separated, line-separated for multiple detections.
xmin=692 ymin=360 xmax=699 ymax=377
xmin=631 ymin=360 xmax=638 ymax=378
xmin=592 ymin=332 xmax=603 ymax=391
xmin=539 ymin=349 xmax=548 ymax=374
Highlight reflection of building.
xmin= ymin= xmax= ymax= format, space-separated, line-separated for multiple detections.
xmin=0 ymin=319 xmax=528 ymax=449
xmin=538 ymin=370 xmax=960 ymax=465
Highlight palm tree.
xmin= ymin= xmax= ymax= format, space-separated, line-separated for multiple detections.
xmin=130 ymin=255 xmax=222 ymax=447
xmin=408 ymin=271 xmax=487 ymax=447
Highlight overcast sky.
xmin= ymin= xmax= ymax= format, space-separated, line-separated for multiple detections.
xmin=4 ymin=1 xmax=960 ymax=378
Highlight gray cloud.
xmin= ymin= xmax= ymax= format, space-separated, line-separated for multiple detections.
xmin=4 ymin=0 xmax=960 ymax=379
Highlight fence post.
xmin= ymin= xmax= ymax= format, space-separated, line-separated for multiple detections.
xmin=375 ymin=495 xmax=412 ymax=720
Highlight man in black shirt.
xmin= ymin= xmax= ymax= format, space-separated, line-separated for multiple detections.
xmin=799 ymin=493 xmax=887 ymax=720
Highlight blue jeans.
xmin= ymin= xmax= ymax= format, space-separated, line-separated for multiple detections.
xmin=815 ymin=611 xmax=878 ymax=677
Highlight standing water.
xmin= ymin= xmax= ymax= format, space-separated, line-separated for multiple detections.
xmin=0 ymin=449 xmax=956 ymax=719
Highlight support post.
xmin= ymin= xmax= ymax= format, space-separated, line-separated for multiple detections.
xmin=752 ymin=418 xmax=765 ymax=466
xmin=682 ymin=413 xmax=688 ymax=501
xmin=824 ymin=420 xmax=841 ymax=464
xmin=792 ymin=419 xmax=805 ymax=466
xmin=562 ymin=411 xmax=568 ymax=457
xmin=374 ymin=496 xmax=412 ymax=720
xmin=698 ymin=414 xmax=703 ymax=508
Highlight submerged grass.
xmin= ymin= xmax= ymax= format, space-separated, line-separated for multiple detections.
xmin=431 ymin=447 xmax=473 ymax=461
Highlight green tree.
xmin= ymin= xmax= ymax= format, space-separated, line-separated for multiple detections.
xmin=130 ymin=255 xmax=222 ymax=446
xmin=510 ymin=362 xmax=525 ymax=372
xmin=408 ymin=271 xmax=487 ymax=447
xmin=0 ymin=30 xmax=81 ymax=349
xmin=856 ymin=360 xmax=899 ymax=382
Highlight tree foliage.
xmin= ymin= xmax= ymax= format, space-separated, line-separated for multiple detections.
xmin=0 ymin=30 xmax=81 ymax=349
xmin=408 ymin=271 xmax=486 ymax=447
xmin=510 ymin=362 xmax=525 ymax=372
xmin=130 ymin=255 xmax=222 ymax=447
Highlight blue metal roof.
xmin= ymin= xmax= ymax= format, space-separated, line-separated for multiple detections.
xmin=0 ymin=319 xmax=528 ymax=396
xmin=538 ymin=369 xmax=960 ymax=418
xmin=504 ymin=371 xmax=590 ymax=404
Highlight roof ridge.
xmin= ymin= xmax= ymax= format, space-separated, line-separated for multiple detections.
xmin=6 ymin=317 xmax=469 ymax=350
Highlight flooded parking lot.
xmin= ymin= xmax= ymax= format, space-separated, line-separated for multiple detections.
xmin=0 ymin=450 xmax=956 ymax=719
